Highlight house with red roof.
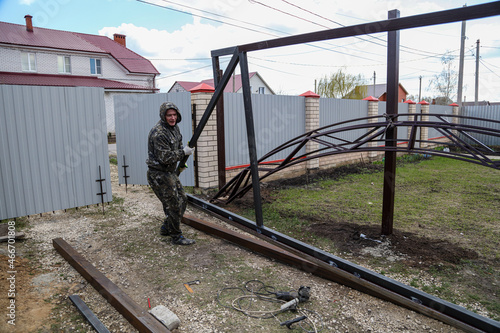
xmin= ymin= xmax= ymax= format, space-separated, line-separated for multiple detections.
xmin=168 ymin=72 xmax=275 ymax=95
xmin=345 ymin=83 xmax=408 ymax=102
xmin=0 ymin=15 xmax=159 ymax=132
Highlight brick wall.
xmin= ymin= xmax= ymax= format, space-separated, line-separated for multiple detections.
xmin=192 ymin=93 xmax=454 ymax=189
xmin=191 ymin=91 xmax=219 ymax=188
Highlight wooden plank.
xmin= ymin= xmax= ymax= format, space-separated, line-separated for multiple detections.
xmin=53 ymin=238 xmax=170 ymax=333
xmin=69 ymin=295 xmax=110 ymax=333
xmin=182 ymin=215 xmax=484 ymax=333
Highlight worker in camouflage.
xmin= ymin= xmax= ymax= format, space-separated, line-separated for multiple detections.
xmin=146 ymin=102 xmax=195 ymax=245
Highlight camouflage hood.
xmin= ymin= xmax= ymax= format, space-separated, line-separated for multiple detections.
xmin=159 ymin=102 xmax=182 ymax=124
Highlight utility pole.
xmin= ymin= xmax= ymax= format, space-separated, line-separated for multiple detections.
xmin=419 ymin=76 xmax=422 ymax=102
xmin=373 ymin=71 xmax=376 ymax=96
xmin=475 ymin=39 xmax=480 ymax=105
xmin=457 ymin=5 xmax=466 ymax=106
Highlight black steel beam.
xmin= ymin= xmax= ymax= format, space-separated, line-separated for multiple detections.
xmin=381 ymin=9 xmax=400 ymax=236
xmin=186 ymin=194 xmax=500 ymax=333
xmin=213 ymin=58 xmax=226 ymax=189
xmin=210 ymin=46 xmax=237 ymax=58
xmin=69 ymin=295 xmax=111 ymax=333
xmin=211 ymin=2 xmax=500 ymax=55
xmin=176 ymin=48 xmax=240 ymax=175
xmin=238 ymin=51 xmax=264 ymax=227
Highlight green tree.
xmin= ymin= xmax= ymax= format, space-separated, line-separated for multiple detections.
xmin=316 ymin=68 xmax=365 ymax=99
xmin=429 ymin=53 xmax=458 ymax=105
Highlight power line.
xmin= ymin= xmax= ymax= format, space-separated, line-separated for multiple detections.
xmin=136 ymin=0 xmax=384 ymax=63
xmin=155 ymin=0 xmax=294 ymax=37
xmin=156 ymin=64 xmax=214 ymax=80
xmin=275 ymin=0 xmax=454 ymax=58
xmin=480 ymin=59 xmax=500 ymax=78
xmin=136 ymin=0 xmax=279 ymax=37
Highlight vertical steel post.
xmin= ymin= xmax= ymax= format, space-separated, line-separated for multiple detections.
xmin=238 ymin=51 xmax=264 ymax=227
xmin=381 ymin=9 xmax=400 ymax=235
xmin=213 ymin=57 xmax=227 ymax=189
xmin=176 ymin=49 xmax=240 ymax=175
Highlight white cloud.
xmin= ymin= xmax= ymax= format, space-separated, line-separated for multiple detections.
xmin=101 ymin=0 xmax=499 ymax=101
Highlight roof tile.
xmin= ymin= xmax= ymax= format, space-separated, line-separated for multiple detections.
xmin=0 ymin=72 xmax=157 ymax=90
xmin=0 ymin=21 xmax=158 ymax=75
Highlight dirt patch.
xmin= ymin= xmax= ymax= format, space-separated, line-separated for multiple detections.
xmin=307 ymin=221 xmax=479 ymax=267
xmin=0 ymin=254 xmax=62 ymax=333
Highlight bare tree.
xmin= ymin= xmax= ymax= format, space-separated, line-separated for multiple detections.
xmin=429 ymin=53 xmax=458 ymax=105
xmin=317 ymin=67 xmax=365 ymax=99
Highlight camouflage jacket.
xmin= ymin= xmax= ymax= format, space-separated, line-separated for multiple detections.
xmin=146 ymin=119 xmax=185 ymax=173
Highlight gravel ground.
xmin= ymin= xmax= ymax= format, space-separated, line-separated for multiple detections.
xmin=1 ymin=163 xmax=468 ymax=333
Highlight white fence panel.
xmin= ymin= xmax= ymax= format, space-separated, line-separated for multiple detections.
xmin=114 ymin=93 xmax=194 ymax=186
xmin=0 ymin=85 xmax=112 ymax=220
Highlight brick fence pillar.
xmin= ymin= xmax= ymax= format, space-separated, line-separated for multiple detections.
xmin=190 ymin=84 xmax=218 ymax=189
xmin=363 ymin=96 xmax=379 ymax=160
xmin=405 ymin=99 xmax=416 ymax=145
xmin=418 ymin=100 xmax=430 ymax=148
xmin=300 ymin=91 xmax=320 ymax=170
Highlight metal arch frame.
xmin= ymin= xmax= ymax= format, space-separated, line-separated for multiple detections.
xmin=213 ymin=113 xmax=500 ymax=203
xmin=176 ymin=2 xmax=500 ymax=230
xmin=212 ymin=112 xmax=500 ymax=205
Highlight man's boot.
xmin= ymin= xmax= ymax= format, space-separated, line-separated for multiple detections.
xmin=171 ymin=235 xmax=195 ymax=245
xmin=160 ymin=224 xmax=170 ymax=236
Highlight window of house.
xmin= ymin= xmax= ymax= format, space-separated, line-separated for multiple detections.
xmin=258 ymin=87 xmax=265 ymax=94
xmin=58 ymin=55 xmax=71 ymax=73
xmin=90 ymin=58 xmax=101 ymax=75
xmin=21 ymin=52 xmax=36 ymax=71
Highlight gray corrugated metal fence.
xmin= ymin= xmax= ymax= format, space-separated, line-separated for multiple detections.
xmin=320 ymin=98 xmax=370 ymax=146
xmin=460 ymin=105 xmax=500 ymax=145
xmin=114 ymin=93 xmax=194 ymax=186
xmin=0 ymin=85 xmax=112 ymax=220
xmin=428 ymin=105 xmax=453 ymax=140
xmin=224 ymin=93 xmax=305 ymax=167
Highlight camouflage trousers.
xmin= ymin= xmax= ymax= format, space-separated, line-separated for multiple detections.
xmin=147 ymin=169 xmax=187 ymax=237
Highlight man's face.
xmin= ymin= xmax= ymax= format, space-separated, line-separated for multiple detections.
xmin=165 ymin=109 xmax=178 ymax=126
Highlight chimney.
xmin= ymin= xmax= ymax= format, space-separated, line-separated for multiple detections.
xmin=25 ymin=15 xmax=33 ymax=32
xmin=113 ymin=33 xmax=126 ymax=47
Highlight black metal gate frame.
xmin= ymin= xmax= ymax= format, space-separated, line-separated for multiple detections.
xmin=177 ymin=4 xmax=500 ymax=332
xmin=177 ymin=2 xmax=500 ymax=232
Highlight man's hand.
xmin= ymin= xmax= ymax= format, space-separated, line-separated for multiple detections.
xmin=179 ymin=164 xmax=188 ymax=173
xmin=183 ymin=145 xmax=194 ymax=156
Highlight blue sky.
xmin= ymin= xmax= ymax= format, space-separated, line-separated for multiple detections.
xmin=1 ymin=0 xmax=499 ymax=102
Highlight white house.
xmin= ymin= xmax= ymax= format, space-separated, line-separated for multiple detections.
xmin=169 ymin=72 xmax=275 ymax=95
xmin=0 ymin=15 xmax=160 ymax=133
